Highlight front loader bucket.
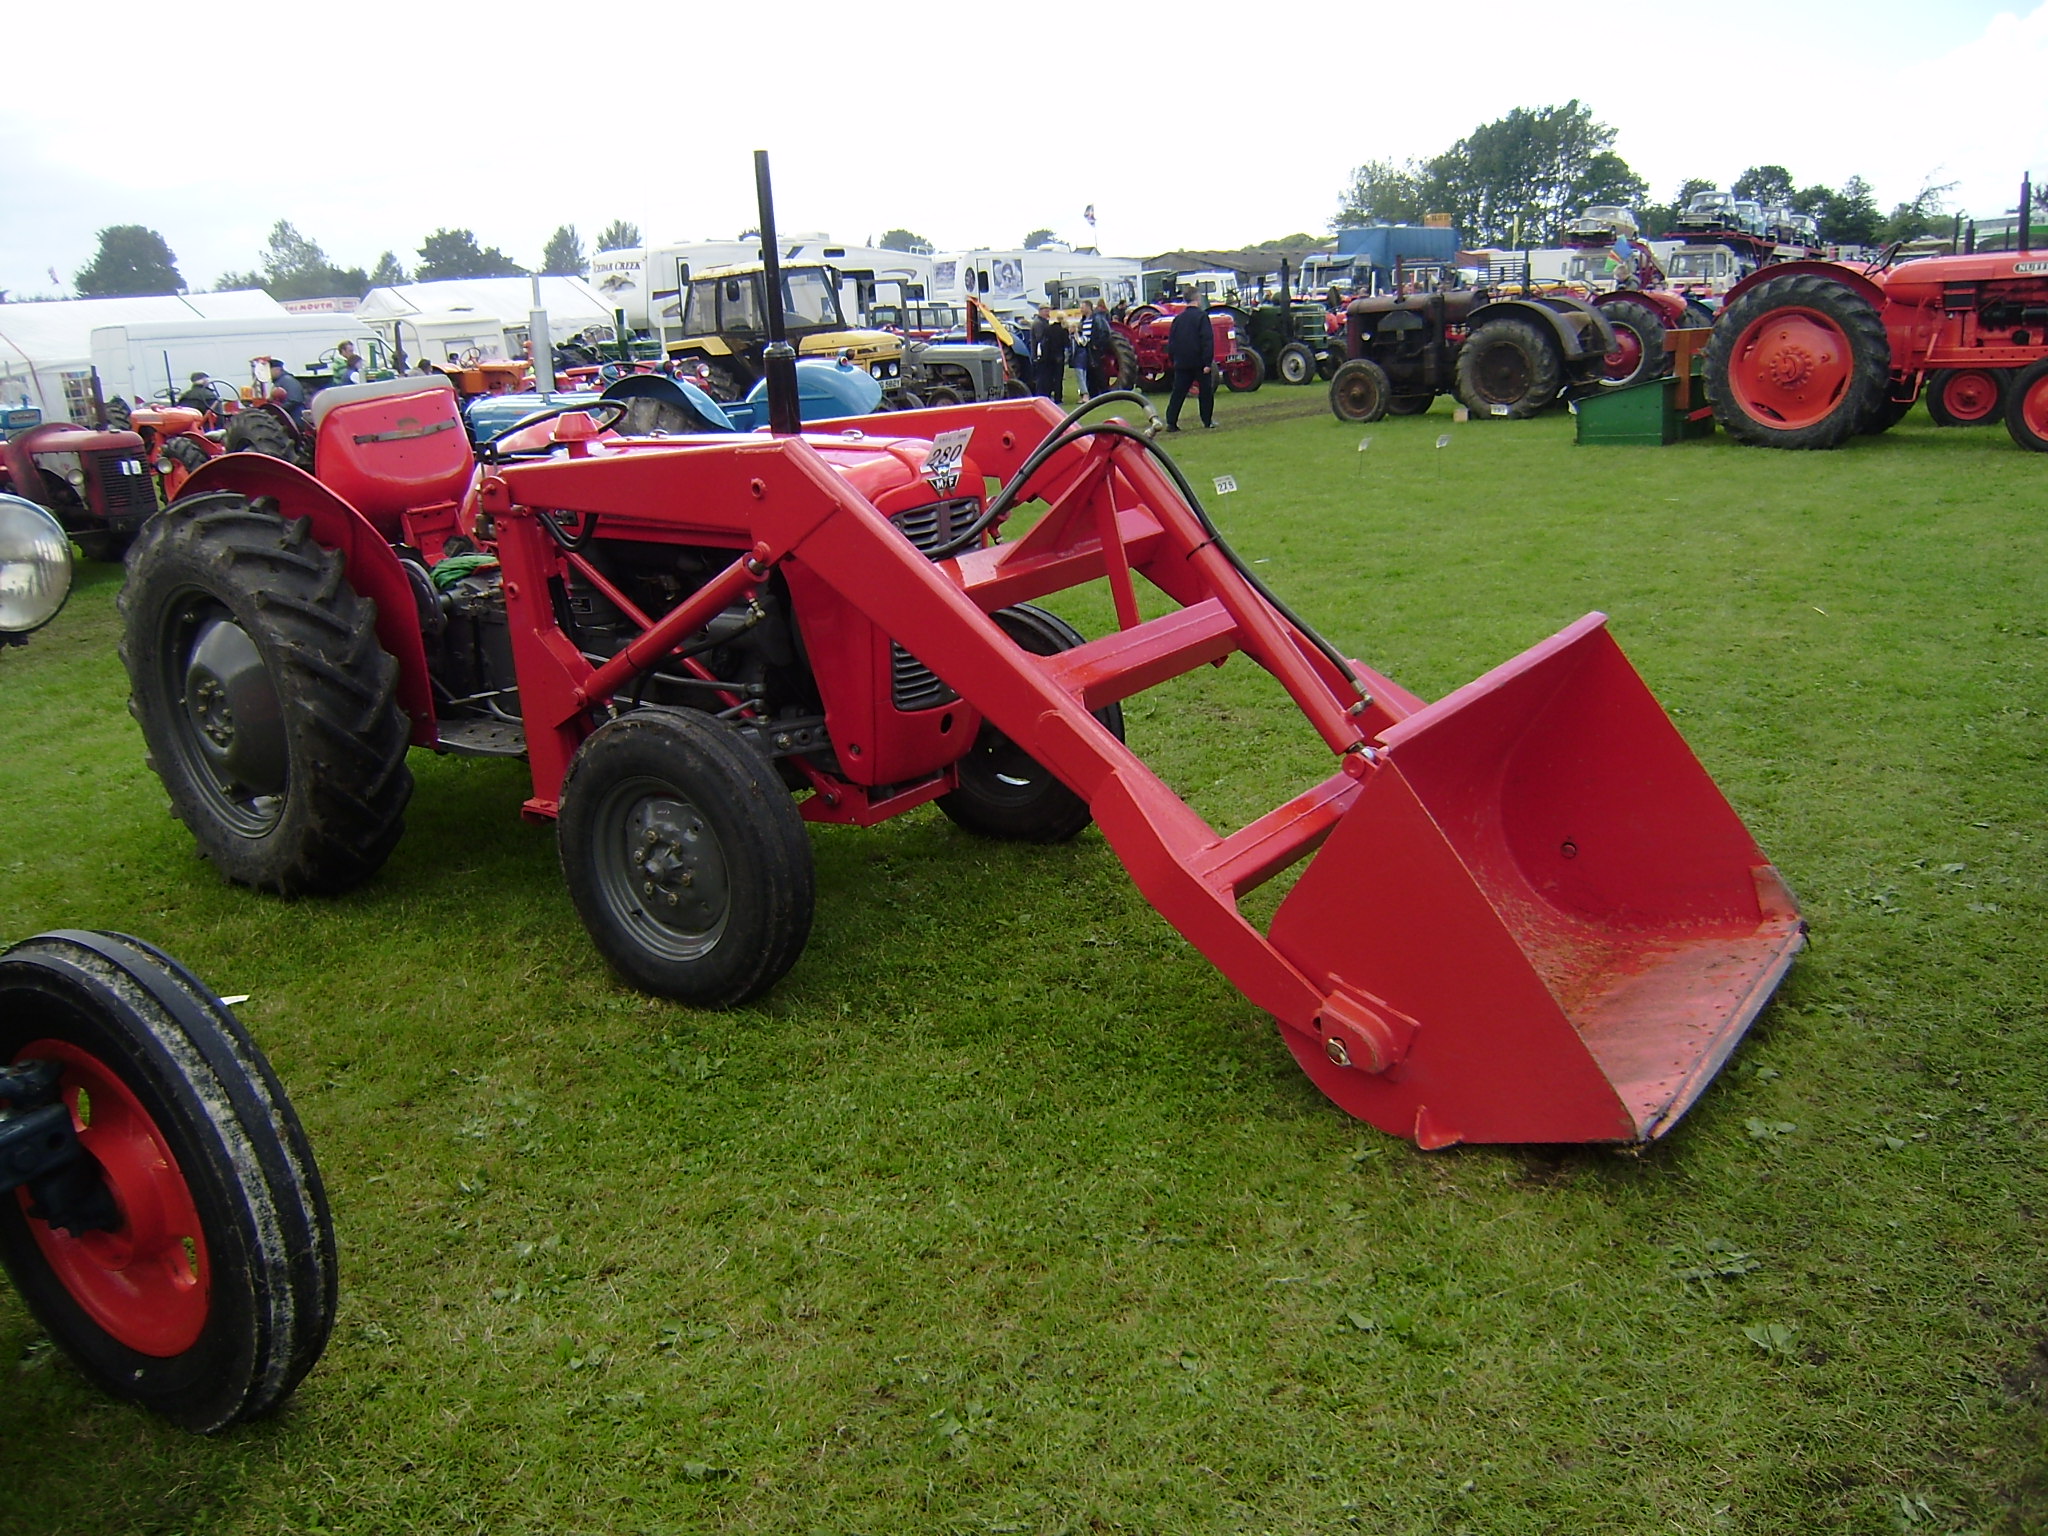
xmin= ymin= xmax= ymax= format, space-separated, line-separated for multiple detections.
xmin=1270 ymin=615 xmax=1802 ymax=1146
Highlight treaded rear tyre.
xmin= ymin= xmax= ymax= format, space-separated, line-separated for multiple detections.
xmin=1596 ymin=298 xmax=1668 ymax=389
xmin=1455 ymin=318 xmax=1562 ymax=418
xmin=0 ymin=930 xmax=335 ymax=1432
xmin=222 ymin=406 xmax=308 ymax=469
xmin=938 ymin=606 xmax=1124 ymax=843
xmin=120 ymin=495 xmax=413 ymax=896
xmin=558 ymin=710 xmax=815 ymax=1006
xmin=1704 ymin=272 xmax=1890 ymax=449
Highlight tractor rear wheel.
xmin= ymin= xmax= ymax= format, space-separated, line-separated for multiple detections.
xmin=120 ymin=495 xmax=413 ymax=896
xmin=2003 ymin=358 xmax=2048 ymax=452
xmin=1858 ymin=388 xmax=1916 ymax=435
xmin=1221 ymin=349 xmax=1265 ymax=392
xmin=1106 ymin=333 xmax=1142 ymax=395
xmin=1597 ymin=298 xmax=1667 ymax=389
xmin=0 ymin=930 xmax=335 ymax=1432
xmin=938 ymin=606 xmax=1124 ymax=844
xmin=221 ymin=407 xmax=308 ymax=469
xmin=1328 ymin=360 xmax=1392 ymax=423
xmin=1925 ymin=368 xmax=2007 ymax=427
xmin=1705 ymin=271 xmax=1889 ymax=449
xmin=1316 ymin=349 xmax=1342 ymax=380
xmin=1276 ymin=343 xmax=1317 ymax=385
xmin=1682 ymin=299 xmax=1717 ymax=330
xmin=1454 ymin=318 xmax=1561 ymax=418
xmin=1387 ymin=394 xmax=1434 ymax=416
xmin=558 ymin=710 xmax=814 ymax=1006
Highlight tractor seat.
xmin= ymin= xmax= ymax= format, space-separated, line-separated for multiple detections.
xmin=311 ymin=375 xmax=472 ymax=538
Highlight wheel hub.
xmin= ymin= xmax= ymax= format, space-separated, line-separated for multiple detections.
xmin=628 ymin=798 xmax=728 ymax=934
xmin=1759 ymin=339 xmax=1827 ymax=392
xmin=181 ymin=615 xmax=286 ymax=798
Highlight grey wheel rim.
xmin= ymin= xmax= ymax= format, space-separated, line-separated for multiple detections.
xmin=593 ymin=778 xmax=732 ymax=961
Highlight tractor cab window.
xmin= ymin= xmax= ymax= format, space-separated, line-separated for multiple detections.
xmin=779 ymin=268 xmax=843 ymax=329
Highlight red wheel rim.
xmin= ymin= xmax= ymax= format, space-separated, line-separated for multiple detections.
xmin=1728 ymin=306 xmax=1856 ymax=429
xmin=1603 ymin=324 xmax=1645 ymax=381
xmin=15 ymin=1039 xmax=209 ymax=1356
xmin=1941 ymin=370 xmax=2001 ymax=423
xmin=2017 ymin=373 xmax=2048 ymax=440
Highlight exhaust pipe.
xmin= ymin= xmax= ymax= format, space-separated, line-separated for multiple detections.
xmin=754 ymin=149 xmax=801 ymax=436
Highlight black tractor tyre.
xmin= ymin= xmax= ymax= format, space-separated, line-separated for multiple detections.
xmin=1328 ymin=359 xmax=1393 ymax=423
xmin=1106 ymin=333 xmax=1142 ymax=394
xmin=890 ymin=389 xmax=926 ymax=412
xmin=1704 ymin=271 xmax=1890 ymax=450
xmin=938 ymin=606 xmax=1125 ymax=844
xmin=0 ymin=930 xmax=335 ymax=1433
xmin=119 ymin=495 xmax=414 ymax=896
xmin=1454 ymin=318 xmax=1563 ymax=418
xmin=1276 ymin=342 xmax=1318 ymax=386
xmin=1002 ymin=377 xmax=1035 ymax=399
xmin=1858 ymin=388 xmax=1917 ymax=435
xmin=2003 ymin=358 xmax=2048 ymax=452
xmin=221 ymin=406 xmax=309 ymax=469
xmin=1386 ymin=394 xmax=1434 ymax=416
xmin=1316 ymin=349 xmax=1343 ymax=380
xmin=1221 ymin=348 xmax=1265 ymax=393
xmin=1596 ymin=298 xmax=1669 ymax=389
xmin=1925 ymin=367 xmax=2007 ymax=427
xmin=1681 ymin=299 xmax=1717 ymax=330
xmin=558 ymin=710 xmax=815 ymax=1007
xmin=161 ymin=434 xmax=213 ymax=473
xmin=921 ymin=385 xmax=965 ymax=407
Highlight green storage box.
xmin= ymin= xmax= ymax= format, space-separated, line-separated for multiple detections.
xmin=1574 ymin=376 xmax=1714 ymax=446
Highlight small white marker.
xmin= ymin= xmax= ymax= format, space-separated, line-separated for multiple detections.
xmin=1213 ymin=474 xmax=1238 ymax=494
xmin=1357 ymin=436 xmax=1372 ymax=453
xmin=1436 ymin=434 xmax=1452 ymax=449
xmin=1490 ymin=403 xmax=1510 ymax=416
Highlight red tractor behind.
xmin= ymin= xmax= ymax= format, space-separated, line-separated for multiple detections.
xmin=1706 ymin=250 xmax=2048 ymax=449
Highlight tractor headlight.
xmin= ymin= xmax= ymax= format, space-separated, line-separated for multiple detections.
xmin=66 ymin=468 xmax=86 ymax=489
xmin=0 ymin=494 xmax=74 ymax=639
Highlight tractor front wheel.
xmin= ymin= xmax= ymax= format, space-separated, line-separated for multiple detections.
xmin=1454 ymin=318 xmax=1562 ymax=418
xmin=938 ymin=606 xmax=1124 ymax=844
xmin=1704 ymin=271 xmax=1889 ymax=449
xmin=1925 ymin=368 xmax=2007 ymax=427
xmin=1328 ymin=359 xmax=1392 ymax=423
xmin=0 ymin=931 xmax=335 ymax=1432
xmin=921 ymin=385 xmax=965 ymax=407
xmin=2004 ymin=358 xmax=2048 ymax=452
xmin=1276 ymin=343 xmax=1317 ymax=385
xmin=1597 ymin=298 xmax=1668 ymax=389
xmin=221 ymin=406 xmax=309 ymax=469
xmin=120 ymin=496 xmax=413 ymax=896
xmin=558 ymin=710 xmax=814 ymax=1006
xmin=1221 ymin=350 xmax=1265 ymax=392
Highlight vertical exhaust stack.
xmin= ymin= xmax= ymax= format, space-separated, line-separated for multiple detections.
xmin=754 ymin=149 xmax=802 ymax=436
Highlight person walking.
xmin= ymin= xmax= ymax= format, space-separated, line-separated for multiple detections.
xmin=1030 ymin=303 xmax=1067 ymax=403
xmin=1164 ymin=293 xmax=1216 ymax=431
xmin=1078 ymin=300 xmax=1113 ymax=398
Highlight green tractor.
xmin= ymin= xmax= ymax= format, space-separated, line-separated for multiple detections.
xmin=1226 ymin=259 xmax=1345 ymax=386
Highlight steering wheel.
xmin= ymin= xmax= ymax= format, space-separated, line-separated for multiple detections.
xmin=458 ymin=347 xmax=485 ymax=368
xmin=478 ymin=398 xmax=630 ymax=462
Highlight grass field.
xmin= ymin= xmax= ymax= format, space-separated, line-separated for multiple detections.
xmin=1 ymin=389 xmax=2043 ymax=1534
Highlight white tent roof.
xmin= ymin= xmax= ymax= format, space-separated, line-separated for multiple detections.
xmin=355 ymin=276 xmax=614 ymax=326
xmin=0 ymin=291 xmax=291 ymax=413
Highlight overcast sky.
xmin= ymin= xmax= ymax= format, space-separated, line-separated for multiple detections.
xmin=4 ymin=0 xmax=2043 ymax=299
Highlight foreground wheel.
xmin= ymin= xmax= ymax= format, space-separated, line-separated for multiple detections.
xmin=0 ymin=931 xmax=335 ymax=1432
xmin=2005 ymin=358 xmax=2048 ymax=452
xmin=1597 ymin=298 xmax=1668 ymax=388
xmin=938 ymin=606 xmax=1125 ymax=843
xmin=1328 ymin=359 xmax=1392 ymax=423
xmin=1705 ymin=271 xmax=1890 ymax=449
xmin=1926 ymin=368 xmax=2007 ymax=427
xmin=1276 ymin=342 xmax=1317 ymax=385
xmin=1454 ymin=318 xmax=1562 ymax=418
xmin=120 ymin=495 xmax=413 ymax=896
xmin=1221 ymin=349 xmax=1265 ymax=392
xmin=558 ymin=710 xmax=814 ymax=1006
xmin=221 ymin=406 xmax=308 ymax=468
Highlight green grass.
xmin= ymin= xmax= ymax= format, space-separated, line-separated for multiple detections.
xmin=2 ymin=394 xmax=2044 ymax=1534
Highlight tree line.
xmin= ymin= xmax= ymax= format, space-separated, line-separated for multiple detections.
xmin=1333 ymin=101 xmax=1984 ymax=248
xmin=46 ymin=218 xmax=648 ymax=302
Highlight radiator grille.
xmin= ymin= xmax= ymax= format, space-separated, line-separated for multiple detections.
xmin=889 ymin=496 xmax=980 ymax=555
xmin=891 ymin=643 xmax=956 ymax=711
xmin=92 ymin=450 xmax=158 ymax=519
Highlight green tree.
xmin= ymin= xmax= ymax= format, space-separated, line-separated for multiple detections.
xmin=416 ymin=229 xmax=525 ymax=281
xmin=237 ymin=220 xmax=369 ymax=301
xmin=541 ymin=225 xmax=587 ymax=276
xmin=1333 ymin=159 xmax=1433 ymax=227
xmin=1576 ymin=151 xmax=1647 ymax=211
xmin=1819 ymin=176 xmax=1883 ymax=246
xmin=1022 ymin=228 xmax=1058 ymax=249
xmin=1421 ymin=101 xmax=1636 ymax=245
xmin=595 ymin=219 xmax=641 ymax=252
xmin=369 ymin=251 xmax=407 ymax=287
xmin=1879 ymin=178 xmax=1958 ymax=245
xmin=74 ymin=225 xmax=184 ymax=296
xmin=879 ymin=228 xmax=933 ymax=254
xmin=1734 ymin=165 xmax=1796 ymax=206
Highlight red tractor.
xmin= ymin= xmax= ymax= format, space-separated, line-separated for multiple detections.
xmin=0 ymin=421 xmax=159 ymax=560
xmin=113 ymin=157 xmax=1802 ymax=1150
xmin=1116 ymin=303 xmax=1265 ymax=392
xmin=1705 ymin=249 xmax=2048 ymax=450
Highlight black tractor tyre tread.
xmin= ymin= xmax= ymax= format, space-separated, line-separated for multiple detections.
xmin=1924 ymin=367 xmax=2006 ymax=427
xmin=1703 ymin=271 xmax=1890 ymax=450
xmin=1386 ymin=394 xmax=1434 ymax=416
xmin=1596 ymin=297 xmax=1669 ymax=389
xmin=1858 ymin=388 xmax=1916 ymax=435
xmin=2003 ymin=358 xmax=2048 ymax=452
xmin=0 ymin=930 xmax=336 ymax=1432
xmin=920 ymin=385 xmax=965 ymax=407
xmin=1276 ymin=342 xmax=1318 ymax=385
xmin=557 ymin=710 xmax=815 ymax=1007
xmin=161 ymin=434 xmax=213 ymax=472
xmin=938 ymin=606 xmax=1124 ymax=844
xmin=1107 ymin=333 xmax=1142 ymax=395
xmin=1328 ymin=359 xmax=1392 ymax=423
xmin=1315 ymin=349 xmax=1343 ymax=380
xmin=221 ymin=407 xmax=308 ymax=468
xmin=1454 ymin=318 xmax=1562 ymax=418
xmin=119 ymin=497 xmax=413 ymax=897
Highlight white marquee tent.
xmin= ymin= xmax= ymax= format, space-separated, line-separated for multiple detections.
xmin=0 ymin=291 xmax=287 ymax=420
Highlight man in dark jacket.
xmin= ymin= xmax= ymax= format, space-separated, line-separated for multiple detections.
xmin=1030 ymin=303 xmax=1067 ymax=403
xmin=1164 ymin=293 xmax=1216 ymax=430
